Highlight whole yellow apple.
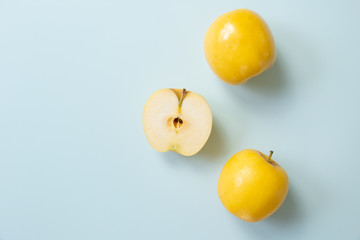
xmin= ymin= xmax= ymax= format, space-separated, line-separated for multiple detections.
xmin=217 ymin=149 xmax=288 ymax=222
xmin=204 ymin=9 xmax=276 ymax=85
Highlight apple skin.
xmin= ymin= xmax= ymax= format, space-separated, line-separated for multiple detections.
xmin=204 ymin=9 xmax=276 ymax=85
xmin=217 ymin=149 xmax=288 ymax=222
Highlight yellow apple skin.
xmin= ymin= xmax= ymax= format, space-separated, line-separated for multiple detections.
xmin=204 ymin=9 xmax=276 ymax=85
xmin=217 ymin=149 xmax=288 ymax=222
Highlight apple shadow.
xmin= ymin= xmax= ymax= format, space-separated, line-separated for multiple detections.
xmin=220 ymin=52 xmax=289 ymax=107
xmin=243 ymin=59 xmax=286 ymax=96
xmin=198 ymin=118 xmax=228 ymax=161
xmin=217 ymin=51 xmax=297 ymax=119
xmin=233 ymin=185 xmax=303 ymax=238
xmin=266 ymin=186 xmax=302 ymax=225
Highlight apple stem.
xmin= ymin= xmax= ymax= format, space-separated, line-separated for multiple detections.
xmin=267 ymin=150 xmax=274 ymax=162
xmin=179 ymin=88 xmax=187 ymax=107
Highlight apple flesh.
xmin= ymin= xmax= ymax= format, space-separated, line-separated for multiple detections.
xmin=143 ymin=88 xmax=212 ymax=156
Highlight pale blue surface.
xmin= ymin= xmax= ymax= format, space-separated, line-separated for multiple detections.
xmin=0 ymin=0 xmax=360 ymax=239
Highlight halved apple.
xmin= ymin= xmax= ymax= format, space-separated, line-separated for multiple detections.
xmin=143 ymin=88 xmax=212 ymax=156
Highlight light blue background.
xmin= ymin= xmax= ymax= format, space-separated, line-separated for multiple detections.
xmin=1 ymin=0 xmax=359 ymax=239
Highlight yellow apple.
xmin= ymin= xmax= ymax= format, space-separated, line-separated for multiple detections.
xmin=204 ymin=9 xmax=276 ymax=85
xmin=143 ymin=88 xmax=212 ymax=156
xmin=217 ymin=149 xmax=288 ymax=222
